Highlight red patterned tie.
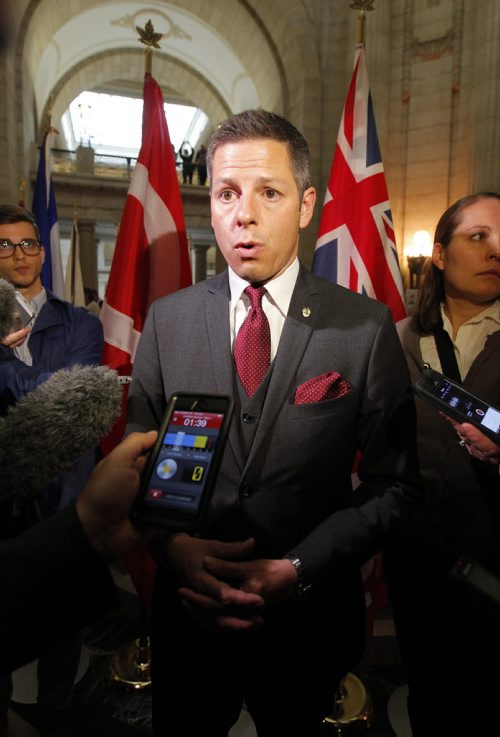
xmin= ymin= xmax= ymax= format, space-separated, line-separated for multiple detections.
xmin=234 ymin=286 xmax=271 ymax=397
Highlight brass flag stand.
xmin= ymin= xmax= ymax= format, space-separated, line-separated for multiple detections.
xmin=110 ymin=633 xmax=152 ymax=690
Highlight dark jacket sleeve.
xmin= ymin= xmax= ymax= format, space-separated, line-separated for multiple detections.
xmin=0 ymin=297 xmax=103 ymax=408
xmin=0 ymin=506 xmax=118 ymax=675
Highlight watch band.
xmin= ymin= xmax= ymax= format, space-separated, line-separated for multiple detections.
xmin=283 ymin=553 xmax=312 ymax=599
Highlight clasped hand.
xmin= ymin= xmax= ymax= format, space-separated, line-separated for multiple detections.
xmin=163 ymin=535 xmax=298 ymax=631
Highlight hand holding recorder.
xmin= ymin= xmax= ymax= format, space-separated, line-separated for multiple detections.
xmin=444 ymin=419 xmax=500 ymax=464
xmin=414 ymin=368 xmax=500 ymax=445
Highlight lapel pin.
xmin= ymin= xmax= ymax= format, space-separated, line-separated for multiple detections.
xmin=302 ymin=307 xmax=311 ymax=318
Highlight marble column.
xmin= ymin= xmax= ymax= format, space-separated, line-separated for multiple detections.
xmin=191 ymin=241 xmax=212 ymax=283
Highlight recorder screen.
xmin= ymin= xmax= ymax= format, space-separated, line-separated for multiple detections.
xmin=435 ymin=380 xmax=500 ymax=437
xmin=143 ymin=409 xmax=225 ymax=514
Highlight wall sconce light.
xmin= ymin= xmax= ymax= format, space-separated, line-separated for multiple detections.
xmin=404 ymin=230 xmax=432 ymax=289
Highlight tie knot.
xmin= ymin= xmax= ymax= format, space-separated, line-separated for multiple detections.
xmin=244 ymin=285 xmax=265 ymax=309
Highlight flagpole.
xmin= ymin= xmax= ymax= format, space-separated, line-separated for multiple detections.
xmin=18 ymin=179 xmax=25 ymax=208
xmin=109 ymin=19 xmax=165 ymax=691
xmin=45 ymin=94 xmax=59 ymax=136
xmin=70 ymin=207 xmax=77 ymax=304
xmin=323 ymin=7 xmax=380 ymax=732
xmin=137 ymin=18 xmax=164 ymax=75
xmin=350 ymin=0 xmax=374 ymax=47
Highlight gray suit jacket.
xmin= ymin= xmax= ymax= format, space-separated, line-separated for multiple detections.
xmin=128 ymin=265 xmax=421 ymax=584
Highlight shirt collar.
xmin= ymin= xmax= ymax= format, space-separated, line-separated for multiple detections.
xmin=228 ymin=259 xmax=299 ymax=316
xmin=30 ymin=287 xmax=47 ymax=313
xmin=440 ymin=299 xmax=500 ymax=332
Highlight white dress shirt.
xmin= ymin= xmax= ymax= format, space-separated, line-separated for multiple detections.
xmin=420 ymin=300 xmax=500 ymax=380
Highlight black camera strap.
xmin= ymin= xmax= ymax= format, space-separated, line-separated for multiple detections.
xmin=434 ymin=318 xmax=500 ymax=491
xmin=433 ymin=317 xmax=462 ymax=384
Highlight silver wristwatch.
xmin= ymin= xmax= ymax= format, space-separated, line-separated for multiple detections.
xmin=283 ymin=553 xmax=312 ymax=599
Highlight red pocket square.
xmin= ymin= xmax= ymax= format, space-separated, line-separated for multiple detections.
xmin=294 ymin=371 xmax=352 ymax=404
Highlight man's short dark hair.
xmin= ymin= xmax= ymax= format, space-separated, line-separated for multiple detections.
xmin=207 ymin=109 xmax=312 ymax=200
xmin=0 ymin=205 xmax=41 ymax=241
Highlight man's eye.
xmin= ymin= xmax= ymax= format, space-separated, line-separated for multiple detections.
xmin=220 ymin=191 xmax=234 ymax=202
xmin=470 ymin=232 xmax=485 ymax=241
xmin=264 ymin=189 xmax=278 ymax=200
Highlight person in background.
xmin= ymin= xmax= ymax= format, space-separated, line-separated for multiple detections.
xmin=179 ymin=141 xmax=195 ymax=184
xmin=0 ymin=204 xmax=104 ymax=736
xmin=127 ymin=108 xmax=422 ymax=737
xmin=195 ymin=143 xmax=207 ymax=186
xmin=384 ymin=192 xmax=500 ymax=737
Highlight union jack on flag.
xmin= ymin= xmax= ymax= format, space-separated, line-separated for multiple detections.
xmin=312 ymin=46 xmax=406 ymax=322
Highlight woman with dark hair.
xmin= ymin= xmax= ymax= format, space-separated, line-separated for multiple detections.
xmin=385 ymin=192 xmax=500 ymax=737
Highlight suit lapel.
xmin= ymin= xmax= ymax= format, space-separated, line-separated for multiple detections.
xmin=203 ymin=272 xmax=245 ymax=470
xmin=204 ymin=273 xmax=233 ymax=395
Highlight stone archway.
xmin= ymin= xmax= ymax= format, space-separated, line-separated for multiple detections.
xmin=47 ymin=49 xmax=230 ymax=148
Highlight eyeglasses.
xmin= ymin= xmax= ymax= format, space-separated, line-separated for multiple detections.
xmin=0 ymin=239 xmax=42 ymax=258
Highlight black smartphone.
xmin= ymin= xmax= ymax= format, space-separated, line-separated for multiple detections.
xmin=14 ymin=291 xmax=34 ymax=328
xmin=131 ymin=392 xmax=234 ymax=531
xmin=414 ymin=368 xmax=500 ymax=443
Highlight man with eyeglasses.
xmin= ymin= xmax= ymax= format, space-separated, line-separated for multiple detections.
xmin=0 ymin=204 xmax=104 ymax=737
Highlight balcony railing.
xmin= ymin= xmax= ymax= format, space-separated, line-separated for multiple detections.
xmin=49 ymin=147 xmax=207 ymax=186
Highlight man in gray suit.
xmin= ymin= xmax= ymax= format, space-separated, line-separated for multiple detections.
xmin=127 ymin=109 xmax=421 ymax=737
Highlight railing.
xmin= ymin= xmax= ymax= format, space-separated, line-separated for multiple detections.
xmin=49 ymin=147 xmax=208 ymax=186
xmin=51 ymin=147 xmax=137 ymax=179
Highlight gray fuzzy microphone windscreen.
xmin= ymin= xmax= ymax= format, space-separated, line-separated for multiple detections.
xmin=0 ymin=364 xmax=123 ymax=499
xmin=0 ymin=278 xmax=16 ymax=340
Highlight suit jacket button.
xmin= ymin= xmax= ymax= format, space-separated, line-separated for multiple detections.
xmin=241 ymin=483 xmax=250 ymax=497
xmin=242 ymin=413 xmax=254 ymax=424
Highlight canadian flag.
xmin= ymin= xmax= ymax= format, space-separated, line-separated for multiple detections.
xmin=100 ymin=72 xmax=192 ymax=603
xmin=101 ymin=72 xmax=192 ymax=380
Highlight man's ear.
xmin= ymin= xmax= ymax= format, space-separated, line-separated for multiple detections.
xmin=432 ymin=242 xmax=444 ymax=271
xmin=40 ymin=246 xmax=45 ymax=266
xmin=299 ymin=187 xmax=316 ymax=229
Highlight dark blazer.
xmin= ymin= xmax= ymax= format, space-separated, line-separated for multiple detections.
xmin=394 ymin=316 xmax=500 ymax=565
xmin=1 ymin=507 xmax=117 ymax=675
xmin=127 ymin=265 xmax=421 ymax=671
xmin=0 ymin=289 xmax=103 ymax=408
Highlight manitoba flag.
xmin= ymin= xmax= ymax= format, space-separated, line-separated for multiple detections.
xmin=313 ymin=46 xmax=406 ymax=631
xmin=312 ymin=45 xmax=406 ymax=323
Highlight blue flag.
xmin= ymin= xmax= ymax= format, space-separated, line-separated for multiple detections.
xmin=32 ymin=131 xmax=64 ymax=297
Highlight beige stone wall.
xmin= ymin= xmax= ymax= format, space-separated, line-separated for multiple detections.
xmin=0 ymin=0 xmax=498 ymax=282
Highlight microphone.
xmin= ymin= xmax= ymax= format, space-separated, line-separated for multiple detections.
xmin=0 ymin=364 xmax=122 ymax=499
xmin=0 ymin=278 xmax=16 ymax=340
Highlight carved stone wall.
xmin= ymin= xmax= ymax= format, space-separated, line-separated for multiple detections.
xmin=0 ymin=0 xmax=498 ymax=280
